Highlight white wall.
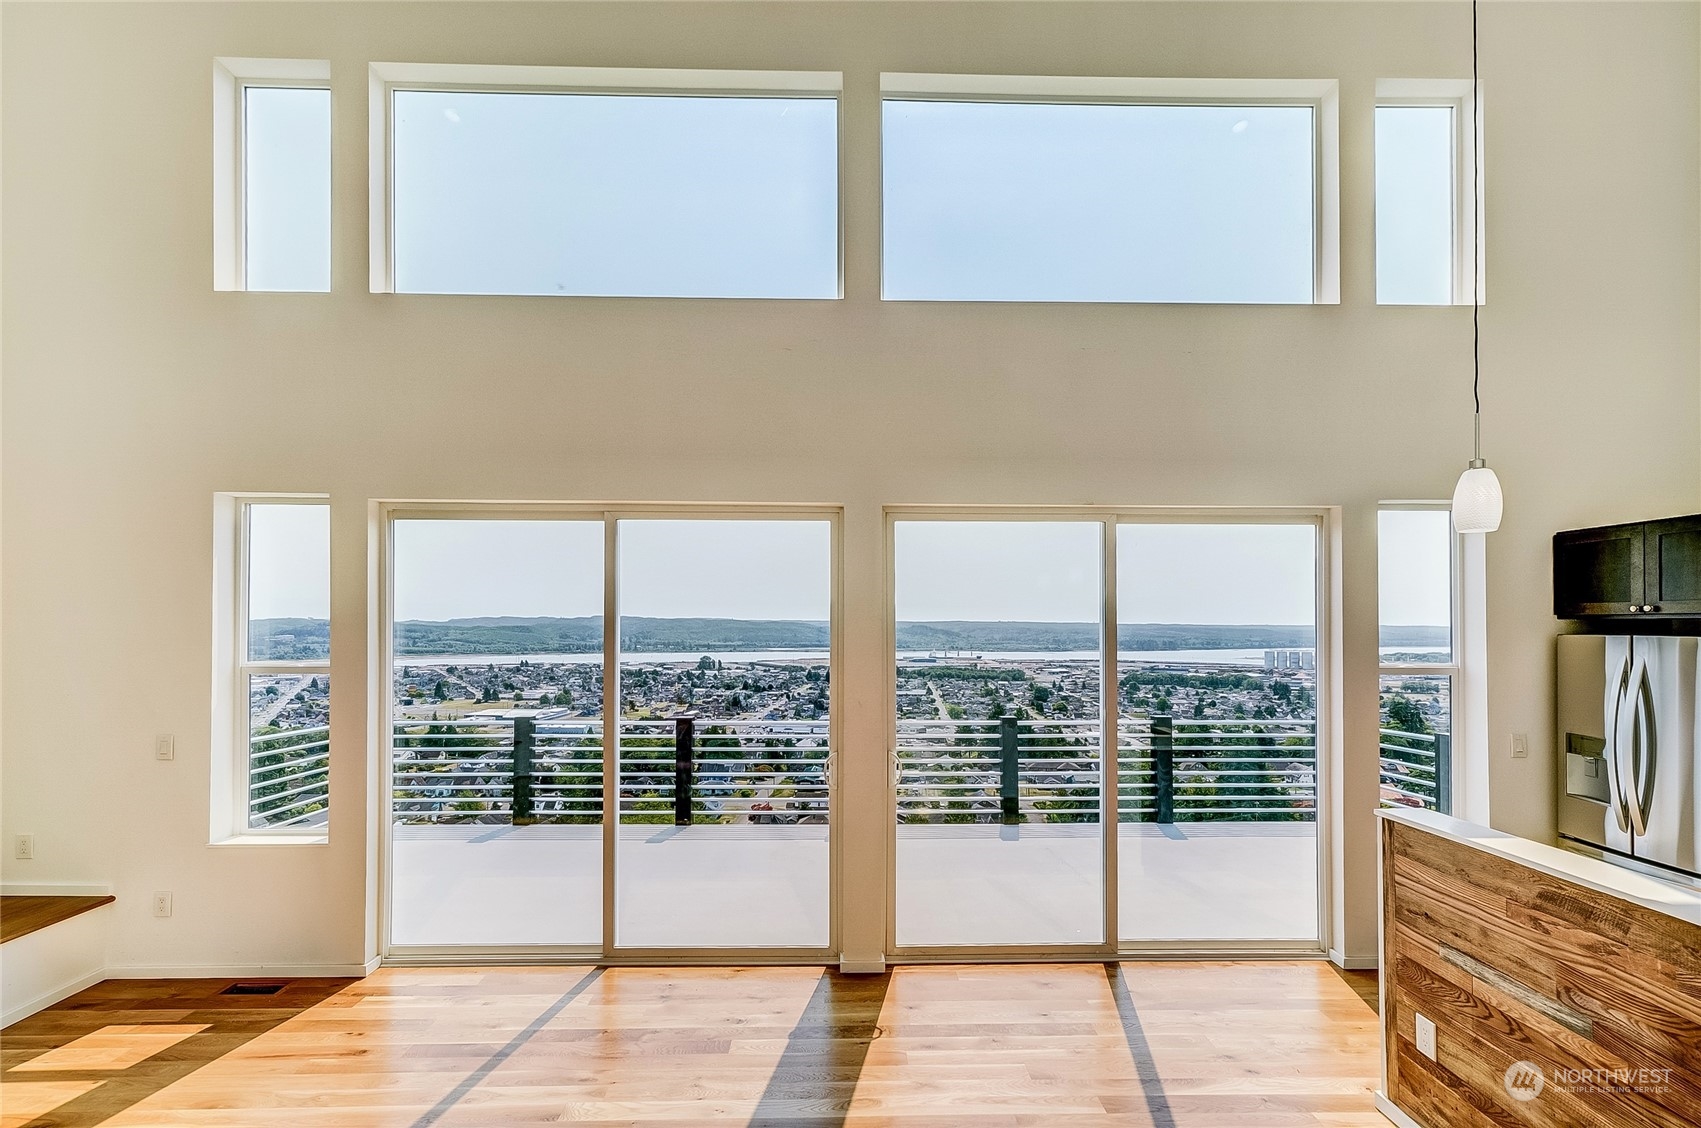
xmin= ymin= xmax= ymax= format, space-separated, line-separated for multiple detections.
xmin=3 ymin=1 xmax=1697 ymax=973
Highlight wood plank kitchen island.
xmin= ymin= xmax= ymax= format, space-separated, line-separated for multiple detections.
xmin=1378 ymin=808 xmax=1701 ymax=1128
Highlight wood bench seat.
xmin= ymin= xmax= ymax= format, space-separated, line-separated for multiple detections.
xmin=1 ymin=896 xmax=115 ymax=944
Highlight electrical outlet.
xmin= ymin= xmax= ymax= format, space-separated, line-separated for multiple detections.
xmin=1415 ymin=1012 xmax=1437 ymax=1060
xmin=1511 ymin=733 xmax=1529 ymax=759
xmin=152 ymin=891 xmax=173 ymax=918
xmin=14 ymin=834 xmax=34 ymax=860
xmin=155 ymin=734 xmax=175 ymax=761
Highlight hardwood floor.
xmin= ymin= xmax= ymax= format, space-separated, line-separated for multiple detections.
xmin=1 ymin=962 xmax=1381 ymax=1127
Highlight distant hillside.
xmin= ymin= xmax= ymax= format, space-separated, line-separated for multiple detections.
xmin=900 ymin=622 xmax=1321 ymax=652
xmin=252 ymin=616 xmax=1408 ymax=660
xmin=1379 ymin=625 xmax=1452 ymax=648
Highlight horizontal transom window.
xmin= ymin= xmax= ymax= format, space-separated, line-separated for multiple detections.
xmin=880 ymin=75 xmax=1335 ymax=304
xmin=376 ymin=65 xmax=841 ymax=298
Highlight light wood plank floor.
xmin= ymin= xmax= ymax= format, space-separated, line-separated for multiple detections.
xmin=1 ymin=963 xmax=1381 ymax=1127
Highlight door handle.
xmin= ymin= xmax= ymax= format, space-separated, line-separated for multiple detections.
xmin=1608 ymin=654 xmax=1634 ymax=834
xmin=1628 ymin=665 xmax=1657 ymax=838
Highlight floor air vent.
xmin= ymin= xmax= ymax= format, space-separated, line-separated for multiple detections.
xmin=222 ymin=981 xmax=286 ymax=995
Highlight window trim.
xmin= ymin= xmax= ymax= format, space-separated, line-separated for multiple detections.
xmin=366 ymin=62 xmax=845 ymax=296
xmin=1375 ymin=79 xmax=1483 ymax=306
xmin=1376 ymin=501 xmax=1464 ymax=815
xmin=877 ymin=73 xmax=1340 ymax=305
xmin=211 ymin=494 xmax=332 ymax=844
xmin=212 ymin=57 xmax=332 ymax=292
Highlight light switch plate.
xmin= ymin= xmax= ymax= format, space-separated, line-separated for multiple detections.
xmin=1416 ymin=1012 xmax=1437 ymax=1060
xmin=1511 ymin=733 xmax=1529 ymax=759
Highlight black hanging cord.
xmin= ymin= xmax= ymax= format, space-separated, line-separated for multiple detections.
xmin=1471 ymin=0 xmax=1482 ymax=461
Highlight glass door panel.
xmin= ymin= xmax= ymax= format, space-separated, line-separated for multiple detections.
xmin=388 ymin=519 xmax=605 ymax=947
xmin=892 ymin=520 xmax=1104 ymax=947
xmin=614 ymin=519 xmax=832 ymax=949
xmin=1115 ymin=522 xmax=1319 ymax=943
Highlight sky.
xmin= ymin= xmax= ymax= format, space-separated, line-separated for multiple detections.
xmin=1375 ymin=105 xmax=1455 ymax=305
xmin=257 ymin=514 xmax=1447 ymax=629
xmin=244 ymin=87 xmax=331 ymax=292
xmin=393 ymin=91 xmax=839 ymax=298
xmin=882 ymin=100 xmax=1314 ymax=302
xmin=388 ymin=519 xmax=831 ymax=622
xmin=1378 ymin=508 xmax=1453 ymax=629
xmin=248 ymin=504 xmax=330 ymax=619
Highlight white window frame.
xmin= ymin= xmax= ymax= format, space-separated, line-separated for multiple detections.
xmin=211 ymin=494 xmax=331 ymax=843
xmin=878 ymin=73 xmax=1341 ymax=304
xmin=1376 ymin=501 xmax=1464 ymax=816
xmin=366 ymin=62 xmax=845 ymax=296
xmin=212 ymin=57 xmax=332 ymax=292
xmin=1375 ymin=79 xmax=1484 ymax=306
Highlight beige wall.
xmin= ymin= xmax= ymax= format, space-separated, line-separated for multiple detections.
xmin=3 ymin=1 xmax=1697 ymax=973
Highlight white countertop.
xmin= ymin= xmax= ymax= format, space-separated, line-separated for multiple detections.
xmin=1378 ymin=807 xmax=1701 ymax=928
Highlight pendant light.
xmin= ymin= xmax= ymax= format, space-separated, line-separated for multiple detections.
xmin=1452 ymin=0 xmax=1503 ymax=534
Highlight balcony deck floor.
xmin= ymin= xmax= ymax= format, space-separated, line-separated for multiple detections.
xmin=391 ymin=822 xmax=1317 ymax=949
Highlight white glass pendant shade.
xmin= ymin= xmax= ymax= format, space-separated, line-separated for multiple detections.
xmin=1452 ymin=462 xmax=1503 ymax=533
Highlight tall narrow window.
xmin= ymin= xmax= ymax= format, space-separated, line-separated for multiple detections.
xmin=239 ymin=502 xmax=331 ymax=831
xmin=1378 ymin=506 xmax=1458 ymax=812
xmin=213 ymin=59 xmax=331 ymax=292
xmin=1375 ymin=104 xmax=1456 ymax=305
xmin=881 ymin=75 xmax=1334 ymax=303
xmin=376 ymin=65 xmax=841 ymax=297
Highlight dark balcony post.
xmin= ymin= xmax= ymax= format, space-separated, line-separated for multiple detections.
xmin=1433 ymin=732 xmax=1453 ymax=815
xmin=1152 ymin=714 xmax=1175 ymax=824
xmin=674 ymin=716 xmax=695 ymax=827
xmin=512 ymin=716 xmax=536 ymax=826
xmin=999 ymin=715 xmax=1021 ymax=824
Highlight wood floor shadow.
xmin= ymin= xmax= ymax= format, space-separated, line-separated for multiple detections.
xmin=0 ymin=977 xmax=353 ymax=1128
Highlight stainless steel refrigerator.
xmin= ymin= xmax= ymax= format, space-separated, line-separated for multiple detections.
xmin=1556 ymin=634 xmax=1699 ymax=882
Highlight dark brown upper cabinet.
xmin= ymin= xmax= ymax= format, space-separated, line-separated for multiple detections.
xmin=1554 ymin=515 xmax=1701 ymax=619
xmin=1644 ymin=515 xmax=1701 ymax=616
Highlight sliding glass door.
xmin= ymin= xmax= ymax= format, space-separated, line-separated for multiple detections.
xmin=389 ymin=518 xmax=605 ymax=948
xmin=1115 ymin=522 xmax=1321 ymax=945
xmin=891 ymin=519 xmax=1106 ymax=949
xmin=614 ymin=519 xmax=832 ymax=951
xmin=889 ymin=511 xmax=1324 ymax=956
xmin=384 ymin=509 xmax=836 ymax=957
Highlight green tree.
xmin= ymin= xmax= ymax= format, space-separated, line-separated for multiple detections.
xmin=1384 ymin=694 xmax=1428 ymax=735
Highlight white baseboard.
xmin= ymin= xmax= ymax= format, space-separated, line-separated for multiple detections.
xmin=363 ymin=954 xmax=383 ymax=975
xmin=1 ymin=882 xmax=112 ymax=897
xmin=839 ymin=957 xmax=886 ymax=974
xmin=1328 ymin=947 xmax=1379 ymax=970
xmin=1375 ymin=1091 xmax=1425 ymax=1127
xmin=1 ymin=969 xmax=106 ymax=1029
xmin=105 ymin=963 xmax=372 ymax=979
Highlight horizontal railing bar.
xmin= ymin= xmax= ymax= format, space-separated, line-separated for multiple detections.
xmin=251 ymin=778 xmax=333 ymax=807
xmin=250 ymin=738 xmax=330 ymax=757
xmin=249 ymin=764 xmax=330 ymax=791
xmin=250 ymin=728 xmax=329 ymax=745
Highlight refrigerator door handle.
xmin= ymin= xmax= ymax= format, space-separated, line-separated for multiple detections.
xmin=1628 ymin=663 xmax=1657 ymax=839
xmin=1608 ymin=653 xmax=1634 ymax=835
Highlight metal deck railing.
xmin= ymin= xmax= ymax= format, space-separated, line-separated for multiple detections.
xmin=250 ymin=710 xmax=1411 ymax=829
